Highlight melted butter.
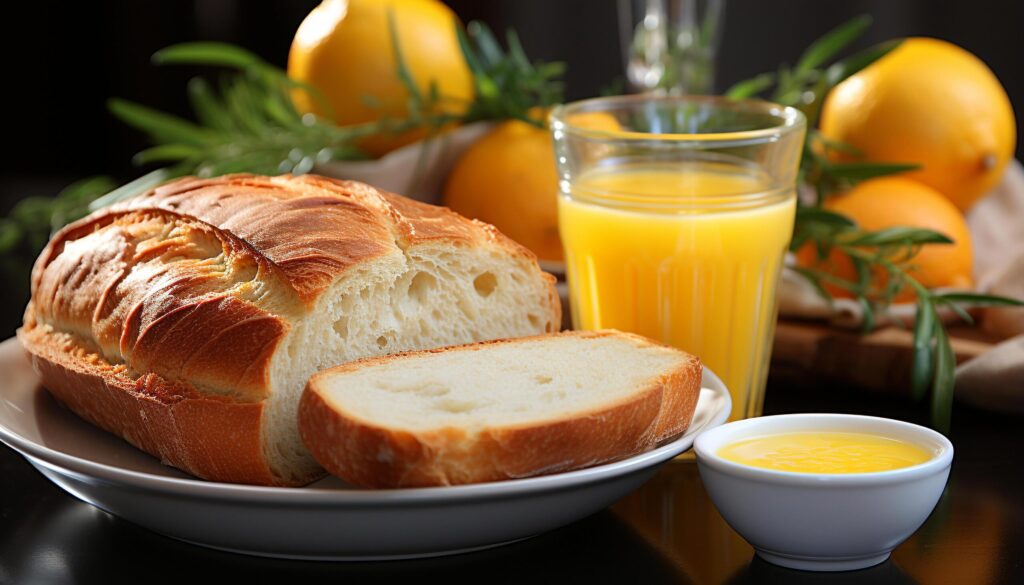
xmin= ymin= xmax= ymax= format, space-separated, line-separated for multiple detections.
xmin=717 ymin=431 xmax=933 ymax=474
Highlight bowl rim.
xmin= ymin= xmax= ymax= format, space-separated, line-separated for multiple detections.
xmin=694 ymin=413 xmax=954 ymax=486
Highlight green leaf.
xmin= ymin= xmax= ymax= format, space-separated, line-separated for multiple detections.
xmin=153 ymin=42 xmax=264 ymax=69
xmin=468 ymin=21 xmax=505 ymax=68
xmin=911 ymin=298 xmax=936 ymax=400
xmin=0 ymin=218 xmax=23 ymax=253
xmin=944 ymin=301 xmax=975 ymax=325
xmin=11 ymin=197 xmax=54 ymax=227
xmin=823 ymin=160 xmax=920 ymax=182
xmin=48 ymin=176 xmax=118 ymax=232
xmin=931 ymin=324 xmax=955 ymax=434
xmin=858 ymin=296 xmax=876 ymax=333
xmin=59 ymin=176 xmax=118 ymax=200
xmin=263 ymin=90 xmax=304 ymax=128
xmin=456 ymin=22 xmax=486 ymax=79
xmin=133 ymin=144 xmax=201 ymax=165
xmin=387 ymin=10 xmax=422 ymax=105
xmin=851 ymin=255 xmax=873 ymax=293
xmin=109 ymin=98 xmax=215 ymax=146
xmin=825 ymin=39 xmax=903 ymax=87
xmin=505 ymin=29 xmax=531 ymax=70
xmin=811 ymin=131 xmax=863 ymax=157
xmin=795 ymin=206 xmax=856 ymax=227
xmin=844 ymin=227 xmax=952 ymax=247
xmin=796 ymin=15 xmax=872 ymax=76
xmin=789 ymin=266 xmax=836 ymax=305
xmin=222 ymin=77 xmax=267 ymax=135
xmin=88 ymin=168 xmax=180 ymax=212
xmin=725 ymin=73 xmax=776 ymax=99
xmin=934 ymin=292 xmax=1024 ymax=307
xmin=187 ymin=78 xmax=235 ymax=132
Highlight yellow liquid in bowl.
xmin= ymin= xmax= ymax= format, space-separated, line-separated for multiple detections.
xmin=717 ymin=432 xmax=934 ymax=474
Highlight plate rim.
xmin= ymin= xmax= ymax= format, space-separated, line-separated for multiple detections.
xmin=0 ymin=339 xmax=731 ymax=504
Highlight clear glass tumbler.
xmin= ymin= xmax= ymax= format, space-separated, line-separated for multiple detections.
xmin=551 ymin=95 xmax=805 ymax=421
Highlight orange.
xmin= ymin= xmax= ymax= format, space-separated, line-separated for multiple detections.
xmin=443 ymin=119 xmax=562 ymax=261
xmin=443 ymin=112 xmax=621 ymax=262
xmin=795 ymin=177 xmax=973 ymax=301
xmin=288 ymin=0 xmax=473 ymax=157
xmin=820 ymin=38 xmax=1016 ymax=211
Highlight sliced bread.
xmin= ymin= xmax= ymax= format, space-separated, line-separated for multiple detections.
xmin=298 ymin=330 xmax=701 ymax=487
xmin=19 ymin=174 xmax=559 ymax=486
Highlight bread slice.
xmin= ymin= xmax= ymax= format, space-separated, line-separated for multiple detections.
xmin=298 ymin=330 xmax=701 ymax=488
xmin=18 ymin=174 xmax=559 ymax=486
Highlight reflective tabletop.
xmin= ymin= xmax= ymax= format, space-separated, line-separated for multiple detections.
xmin=2 ymin=377 xmax=1021 ymax=584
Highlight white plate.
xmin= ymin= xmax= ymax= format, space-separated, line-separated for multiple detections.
xmin=0 ymin=338 xmax=731 ymax=560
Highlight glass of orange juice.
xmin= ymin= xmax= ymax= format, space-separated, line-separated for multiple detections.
xmin=550 ymin=95 xmax=805 ymax=421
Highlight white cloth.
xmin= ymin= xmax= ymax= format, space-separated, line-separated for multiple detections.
xmin=313 ymin=123 xmax=492 ymax=205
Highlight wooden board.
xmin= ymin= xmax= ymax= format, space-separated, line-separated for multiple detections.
xmin=770 ymin=319 xmax=998 ymax=393
xmin=558 ymin=285 xmax=1003 ymax=394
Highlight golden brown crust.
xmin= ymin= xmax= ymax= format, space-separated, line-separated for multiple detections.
xmin=299 ymin=330 xmax=701 ymax=488
xmin=20 ymin=174 xmax=560 ymax=486
xmin=17 ymin=321 xmax=310 ymax=485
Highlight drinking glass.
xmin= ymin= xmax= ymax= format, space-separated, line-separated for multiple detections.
xmin=618 ymin=0 xmax=726 ymax=94
xmin=551 ymin=95 xmax=805 ymax=421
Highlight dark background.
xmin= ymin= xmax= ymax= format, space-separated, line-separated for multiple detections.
xmin=1 ymin=0 xmax=1022 ymax=336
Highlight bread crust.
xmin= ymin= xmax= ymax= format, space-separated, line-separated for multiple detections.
xmin=17 ymin=322 xmax=290 ymax=485
xmin=19 ymin=174 xmax=560 ymax=486
xmin=299 ymin=330 xmax=701 ymax=488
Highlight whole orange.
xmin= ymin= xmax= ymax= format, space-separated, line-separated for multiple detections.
xmin=288 ymin=0 xmax=473 ymax=157
xmin=443 ymin=119 xmax=562 ymax=261
xmin=820 ymin=38 xmax=1016 ymax=211
xmin=795 ymin=177 xmax=974 ymax=301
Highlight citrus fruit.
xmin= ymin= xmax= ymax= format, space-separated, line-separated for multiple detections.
xmin=444 ymin=119 xmax=562 ymax=262
xmin=820 ymin=37 xmax=1016 ymax=211
xmin=795 ymin=177 xmax=974 ymax=301
xmin=442 ymin=111 xmax=622 ymax=262
xmin=288 ymin=0 xmax=473 ymax=157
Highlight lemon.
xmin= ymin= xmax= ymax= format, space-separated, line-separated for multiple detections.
xmin=820 ymin=38 xmax=1016 ymax=211
xmin=288 ymin=0 xmax=474 ymax=157
xmin=444 ymin=119 xmax=561 ymax=261
xmin=796 ymin=177 xmax=973 ymax=301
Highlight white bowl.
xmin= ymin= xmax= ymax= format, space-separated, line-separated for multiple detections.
xmin=694 ymin=414 xmax=953 ymax=572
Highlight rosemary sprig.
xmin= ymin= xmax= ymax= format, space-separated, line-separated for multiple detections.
xmin=729 ymin=14 xmax=1024 ymax=432
xmin=792 ymin=212 xmax=1024 ymax=432
xmin=456 ymin=21 xmax=565 ymax=126
xmin=109 ymin=42 xmax=378 ymax=180
xmin=0 ymin=176 xmax=118 ymax=256
xmin=110 ymin=19 xmax=566 ymax=184
xmin=0 ymin=20 xmax=567 ymax=302
xmin=0 ymin=176 xmax=120 ymax=309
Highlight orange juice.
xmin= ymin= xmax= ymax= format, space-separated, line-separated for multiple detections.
xmin=559 ymin=161 xmax=795 ymax=420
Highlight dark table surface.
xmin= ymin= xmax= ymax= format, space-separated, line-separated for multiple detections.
xmin=2 ymin=376 xmax=1021 ymax=585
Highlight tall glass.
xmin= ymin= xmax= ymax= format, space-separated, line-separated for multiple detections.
xmin=617 ymin=0 xmax=726 ymax=94
xmin=551 ymin=96 xmax=805 ymax=421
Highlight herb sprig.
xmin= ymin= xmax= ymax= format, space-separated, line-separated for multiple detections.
xmin=729 ymin=15 xmax=1024 ymax=432
xmin=109 ymin=42 xmax=380 ymax=180
xmin=0 ymin=19 xmax=567 ymax=299
xmin=456 ymin=21 xmax=565 ymax=126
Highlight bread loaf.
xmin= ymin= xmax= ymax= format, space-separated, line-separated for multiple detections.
xmin=18 ymin=174 xmax=560 ymax=485
xmin=299 ymin=330 xmax=701 ymax=487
